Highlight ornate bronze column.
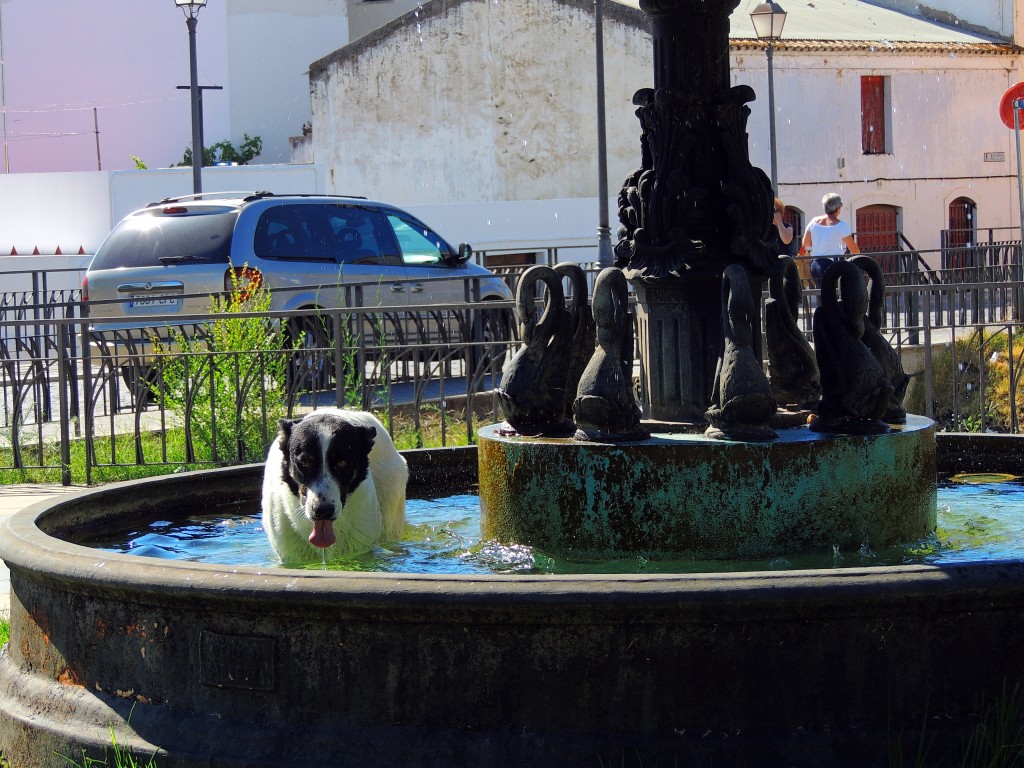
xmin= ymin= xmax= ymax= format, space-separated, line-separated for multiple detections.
xmin=615 ymin=0 xmax=779 ymax=423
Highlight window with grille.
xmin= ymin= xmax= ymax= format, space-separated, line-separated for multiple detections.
xmin=861 ymin=76 xmax=889 ymax=155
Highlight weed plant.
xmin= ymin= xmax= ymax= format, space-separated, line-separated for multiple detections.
xmin=57 ymin=726 xmax=159 ymax=768
xmin=906 ymin=326 xmax=1024 ymax=432
xmin=958 ymin=682 xmax=1024 ymax=768
xmin=151 ymin=270 xmax=288 ymax=465
xmin=889 ymin=683 xmax=1024 ymax=767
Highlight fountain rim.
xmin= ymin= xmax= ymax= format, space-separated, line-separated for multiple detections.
xmin=3 ymin=452 xmax=1024 ymax=607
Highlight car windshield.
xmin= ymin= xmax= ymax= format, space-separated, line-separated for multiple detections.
xmin=91 ymin=208 xmax=238 ymax=269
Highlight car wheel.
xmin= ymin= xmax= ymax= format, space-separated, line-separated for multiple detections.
xmin=119 ymin=361 xmax=162 ymax=407
xmin=284 ymin=314 xmax=335 ymax=395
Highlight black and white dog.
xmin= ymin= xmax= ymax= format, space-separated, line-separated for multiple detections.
xmin=261 ymin=409 xmax=408 ymax=565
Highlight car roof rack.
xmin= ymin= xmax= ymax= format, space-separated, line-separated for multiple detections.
xmin=146 ymin=192 xmax=371 ymax=208
xmin=147 ymin=191 xmax=273 ymax=207
xmin=237 ymin=193 xmax=369 ymax=201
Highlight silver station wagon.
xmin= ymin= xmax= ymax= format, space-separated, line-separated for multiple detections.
xmin=83 ymin=192 xmax=514 ymax=391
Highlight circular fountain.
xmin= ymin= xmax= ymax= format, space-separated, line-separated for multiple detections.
xmin=1 ymin=440 xmax=1024 ymax=768
xmin=3 ymin=1 xmax=1021 ymax=765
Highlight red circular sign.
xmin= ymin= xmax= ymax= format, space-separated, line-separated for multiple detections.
xmin=999 ymin=82 xmax=1024 ymax=129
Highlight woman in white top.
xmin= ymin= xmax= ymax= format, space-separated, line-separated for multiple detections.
xmin=802 ymin=192 xmax=860 ymax=287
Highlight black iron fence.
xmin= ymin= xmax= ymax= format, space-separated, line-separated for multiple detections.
xmin=0 ymin=297 xmax=521 ymax=485
xmin=0 ymin=260 xmax=1022 ymax=484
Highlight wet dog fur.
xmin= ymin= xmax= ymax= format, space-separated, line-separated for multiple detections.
xmin=261 ymin=409 xmax=407 ymax=565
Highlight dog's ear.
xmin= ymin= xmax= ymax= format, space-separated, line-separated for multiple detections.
xmin=361 ymin=424 xmax=377 ymax=446
xmin=276 ymin=417 xmax=302 ymax=450
xmin=275 ymin=418 xmax=303 ymax=496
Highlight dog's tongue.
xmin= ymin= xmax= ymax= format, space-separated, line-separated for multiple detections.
xmin=309 ymin=520 xmax=336 ymax=549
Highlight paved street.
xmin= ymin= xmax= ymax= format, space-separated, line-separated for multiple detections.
xmin=0 ymin=483 xmax=78 ymax=617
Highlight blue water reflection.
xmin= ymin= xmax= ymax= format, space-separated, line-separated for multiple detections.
xmin=74 ymin=479 xmax=1024 ymax=575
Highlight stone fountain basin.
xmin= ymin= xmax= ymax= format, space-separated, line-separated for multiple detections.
xmin=1 ymin=437 xmax=1024 ymax=767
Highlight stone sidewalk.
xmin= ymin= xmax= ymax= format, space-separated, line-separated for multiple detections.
xmin=0 ymin=484 xmax=79 ymax=617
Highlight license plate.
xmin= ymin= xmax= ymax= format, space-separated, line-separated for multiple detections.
xmin=129 ymin=294 xmax=179 ymax=309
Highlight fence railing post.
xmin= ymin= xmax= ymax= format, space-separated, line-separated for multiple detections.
xmin=57 ymin=321 xmax=72 ymax=485
xmin=81 ymin=316 xmax=95 ymax=486
xmin=923 ymin=288 xmax=934 ymax=421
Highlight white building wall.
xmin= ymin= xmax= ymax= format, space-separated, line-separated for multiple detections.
xmin=310 ymin=0 xmax=651 ymax=206
xmin=740 ymin=49 xmax=1021 ymax=257
xmin=0 ymin=173 xmax=111 ymax=257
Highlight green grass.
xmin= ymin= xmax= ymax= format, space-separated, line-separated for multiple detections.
xmin=888 ymin=683 xmax=1024 ymax=768
xmin=57 ymin=727 xmax=160 ymax=768
xmin=0 ymin=403 xmax=490 ymax=487
xmin=0 ymin=427 xmax=203 ymax=486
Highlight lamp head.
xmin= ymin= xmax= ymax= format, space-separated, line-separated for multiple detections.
xmin=750 ymin=1 xmax=787 ymax=41
xmin=175 ymin=0 xmax=208 ymax=19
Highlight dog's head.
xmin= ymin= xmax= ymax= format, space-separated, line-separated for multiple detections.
xmin=276 ymin=413 xmax=377 ymax=545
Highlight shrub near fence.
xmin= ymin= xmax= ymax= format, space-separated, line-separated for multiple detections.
xmin=151 ymin=275 xmax=290 ymax=466
xmin=0 ymin=272 xmax=1022 ymax=485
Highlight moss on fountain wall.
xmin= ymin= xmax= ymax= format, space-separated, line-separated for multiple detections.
xmin=479 ymin=416 xmax=937 ymax=559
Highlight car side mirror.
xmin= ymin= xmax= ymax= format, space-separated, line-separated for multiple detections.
xmin=456 ymin=243 xmax=473 ymax=264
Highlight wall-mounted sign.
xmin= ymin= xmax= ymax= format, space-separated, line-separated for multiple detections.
xmin=984 ymin=152 xmax=1006 ymax=162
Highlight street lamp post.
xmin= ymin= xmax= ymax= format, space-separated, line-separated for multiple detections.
xmin=750 ymin=1 xmax=787 ymax=195
xmin=0 ymin=2 xmax=9 ymax=174
xmin=176 ymin=85 xmax=224 ymax=160
xmin=176 ymin=0 xmax=208 ymax=194
xmin=595 ymin=0 xmax=614 ymax=268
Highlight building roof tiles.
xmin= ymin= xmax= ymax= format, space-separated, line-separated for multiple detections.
xmin=612 ymin=0 xmax=1021 ymax=54
xmin=730 ymin=39 xmax=1021 ymax=55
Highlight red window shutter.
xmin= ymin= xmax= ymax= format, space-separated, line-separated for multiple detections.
xmin=861 ymin=76 xmax=886 ymax=154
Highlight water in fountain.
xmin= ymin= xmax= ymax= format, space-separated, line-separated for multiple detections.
xmin=70 ymin=473 xmax=1024 ymax=574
